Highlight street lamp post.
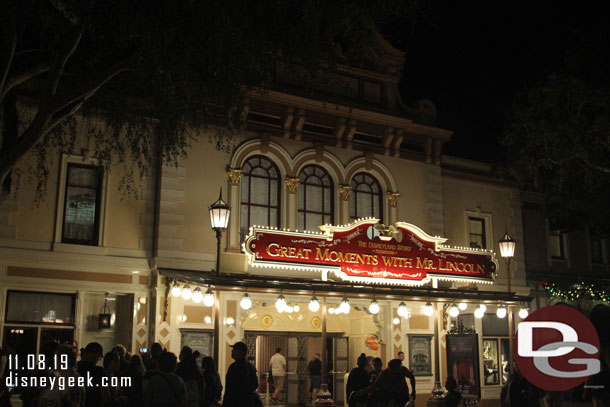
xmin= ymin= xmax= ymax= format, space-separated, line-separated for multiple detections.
xmin=498 ymin=230 xmax=516 ymax=373
xmin=209 ymin=187 xmax=231 ymax=277
xmin=208 ymin=187 xmax=230 ymax=369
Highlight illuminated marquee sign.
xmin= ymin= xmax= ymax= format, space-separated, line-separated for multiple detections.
xmin=244 ymin=218 xmax=497 ymax=285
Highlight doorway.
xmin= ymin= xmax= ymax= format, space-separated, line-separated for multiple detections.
xmin=245 ymin=332 xmax=347 ymax=406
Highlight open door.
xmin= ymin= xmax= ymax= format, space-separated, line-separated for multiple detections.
xmin=333 ymin=336 xmax=349 ymax=405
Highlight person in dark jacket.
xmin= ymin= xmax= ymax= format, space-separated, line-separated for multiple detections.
xmin=308 ymin=353 xmax=322 ymax=401
xmin=397 ymin=351 xmax=416 ymax=401
xmin=76 ymin=342 xmax=105 ymax=407
xmin=362 ymin=359 xmax=410 ymax=407
xmin=201 ymin=356 xmax=222 ymax=407
xmin=223 ymin=342 xmax=258 ymax=407
xmin=124 ymin=354 xmax=146 ymax=407
xmin=346 ymin=353 xmax=370 ymax=406
xmin=445 ymin=376 xmax=461 ymax=407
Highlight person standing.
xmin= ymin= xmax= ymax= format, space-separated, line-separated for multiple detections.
xmin=397 ymin=351 xmax=416 ymax=401
xmin=37 ymin=344 xmax=85 ymax=407
xmin=77 ymin=342 xmax=105 ymax=407
xmin=223 ymin=342 xmax=259 ymax=407
xmin=123 ymin=354 xmax=146 ymax=407
xmin=201 ymin=356 xmax=222 ymax=407
xmin=346 ymin=354 xmax=370 ymax=406
xmin=269 ymin=347 xmax=286 ymax=403
xmin=307 ymin=353 xmax=322 ymax=401
xmin=143 ymin=351 xmax=187 ymax=407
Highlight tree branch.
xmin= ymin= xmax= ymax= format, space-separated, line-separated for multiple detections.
xmin=1 ymin=60 xmax=51 ymax=100
xmin=48 ymin=27 xmax=84 ymax=96
xmin=0 ymin=30 xmax=17 ymax=100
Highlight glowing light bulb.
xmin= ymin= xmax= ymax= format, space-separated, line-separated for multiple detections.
xmin=225 ymin=317 xmax=234 ymax=325
xmin=519 ymin=308 xmax=529 ymax=319
xmin=240 ymin=293 xmax=252 ymax=310
xmin=203 ymin=287 xmax=215 ymax=307
xmin=181 ymin=285 xmax=192 ymax=300
xmin=340 ymin=297 xmax=350 ymax=314
xmin=294 ymin=305 xmax=300 ymax=313
xmin=458 ymin=302 xmax=467 ymax=311
xmin=423 ymin=302 xmax=434 ymax=317
xmin=285 ymin=305 xmax=293 ymax=313
xmin=397 ymin=302 xmax=409 ymax=317
xmin=474 ymin=308 xmax=484 ymax=319
xmin=204 ymin=316 xmax=212 ymax=324
xmin=496 ymin=305 xmax=507 ymax=319
xmin=369 ymin=300 xmax=380 ymax=315
xmin=276 ymin=295 xmax=286 ymax=312
xmin=171 ymin=281 xmax=181 ymax=297
xmin=449 ymin=303 xmax=459 ymax=318
xmin=328 ymin=306 xmax=335 ymax=315
xmin=309 ymin=296 xmax=320 ymax=312
xmin=479 ymin=304 xmax=487 ymax=313
xmin=393 ymin=317 xmax=400 ymax=325
xmin=192 ymin=288 xmax=203 ymax=304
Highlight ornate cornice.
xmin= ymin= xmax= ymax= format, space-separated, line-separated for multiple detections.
xmin=227 ymin=169 xmax=244 ymax=185
xmin=338 ymin=185 xmax=352 ymax=201
xmin=387 ymin=191 xmax=400 ymax=207
xmin=285 ymin=177 xmax=300 ymax=193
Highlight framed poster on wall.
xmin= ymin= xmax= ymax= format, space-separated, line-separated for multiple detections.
xmin=407 ymin=335 xmax=433 ymax=376
xmin=446 ymin=334 xmax=481 ymax=398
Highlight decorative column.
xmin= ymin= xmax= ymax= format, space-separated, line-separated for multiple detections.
xmin=387 ymin=192 xmax=400 ymax=224
xmin=285 ymin=177 xmax=299 ymax=230
xmin=338 ymin=185 xmax=352 ymax=224
xmin=226 ymin=169 xmax=243 ymax=251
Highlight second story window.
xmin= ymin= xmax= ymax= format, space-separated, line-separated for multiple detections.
xmin=590 ymin=236 xmax=604 ymax=264
xmin=468 ymin=217 xmax=486 ymax=249
xmin=549 ymin=230 xmax=565 ymax=260
xmin=62 ymin=164 xmax=102 ymax=245
xmin=298 ymin=165 xmax=333 ymax=231
xmin=240 ymin=156 xmax=281 ymax=238
xmin=350 ymin=173 xmax=382 ymax=221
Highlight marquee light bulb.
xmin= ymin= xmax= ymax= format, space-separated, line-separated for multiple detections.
xmin=192 ymin=288 xmax=203 ymax=304
xmin=276 ymin=295 xmax=287 ymax=312
xmin=203 ymin=287 xmax=215 ymax=307
xmin=171 ymin=281 xmax=182 ymax=297
xmin=240 ymin=293 xmax=252 ymax=310
xmin=181 ymin=285 xmax=192 ymax=300
xmin=474 ymin=308 xmax=484 ymax=319
xmin=369 ymin=300 xmax=380 ymax=315
xmin=519 ymin=308 xmax=529 ymax=319
xmin=309 ymin=296 xmax=320 ymax=312
xmin=479 ymin=304 xmax=487 ymax=313
xmin=496 ymin=305 xmax=507 ymax=319
xmin=458 ymin=301 xmax=467 ymax=311
xmin=423 ymin=302 xmax=434 ymax=317
xmin=340 ymin=297 xmax=350 ymax=314
xmin=449 ymin=303 xmax=459 ymax=318
xmin=397 ymin=301 xmax=409 ymax=317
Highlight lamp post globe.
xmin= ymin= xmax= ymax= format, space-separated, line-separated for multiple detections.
xmin=209 ymin=188 xmax=231 ymax=277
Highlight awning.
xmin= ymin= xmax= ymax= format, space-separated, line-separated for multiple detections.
xmin=157 ymin=267 xmax=531 ymax=304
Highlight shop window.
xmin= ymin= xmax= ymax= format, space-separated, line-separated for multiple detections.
xmin=349 ymin=173 xmax=382 ymax=221
xmin=62 ymin=163 xmax=103 ymax=245
xmin=549 ymin=230 xmax=566 ymax=259
xmin=590 ymin=236 xmax=605 ymax=264
xmin=5 ymin=291 xmax=75 ymax=324
xmin=483 ymin=339 xmax=500 ymax=385
xmin=298 ymin=165 xmax=334 ymax=231
xmin=468 ymin=217 xmax=486 ymax=249
xmin=240 ymin=156 xmax=281 ymax=239
xmin=457 ymin=314 xmax=475 ymax=331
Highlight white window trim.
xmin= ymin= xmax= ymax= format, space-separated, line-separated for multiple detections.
xmin=53 ymin=153 xmax=108 ymax=250
xmin=465 ymin=210 xmax=493 ymax=250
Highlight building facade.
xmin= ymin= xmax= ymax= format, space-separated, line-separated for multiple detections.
xmin=1 ymin=34 xmax=531 ymax=404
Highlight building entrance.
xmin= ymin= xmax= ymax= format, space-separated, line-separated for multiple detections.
xmin=244 ymin=331 xmax=348 ymax=407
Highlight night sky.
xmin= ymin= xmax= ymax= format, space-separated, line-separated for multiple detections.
xmin=391 ymin=1 xmax=605 ymax=163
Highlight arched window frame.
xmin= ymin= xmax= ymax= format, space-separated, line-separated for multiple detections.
xmin=239 ymin=155 xmax=281 ymax=239
xmin=297 ymin=164 xmax=334 ymax=231
xmin=349 ymin=172 xmax=383 ymax=221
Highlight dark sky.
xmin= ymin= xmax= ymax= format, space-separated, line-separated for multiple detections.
xmin=391 ymin=1 xmax=605 ymax=163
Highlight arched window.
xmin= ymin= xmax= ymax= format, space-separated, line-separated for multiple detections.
xmin=240 ymin=156 xmax=281 ymax=238
xmin=350 ymin=172 xmax=382 ymax=221
xmin=298 ymin=165 xmax=334 ymax=231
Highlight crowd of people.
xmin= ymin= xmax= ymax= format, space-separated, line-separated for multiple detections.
xmin=345 ymin=351 xmax=416 ymax=407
